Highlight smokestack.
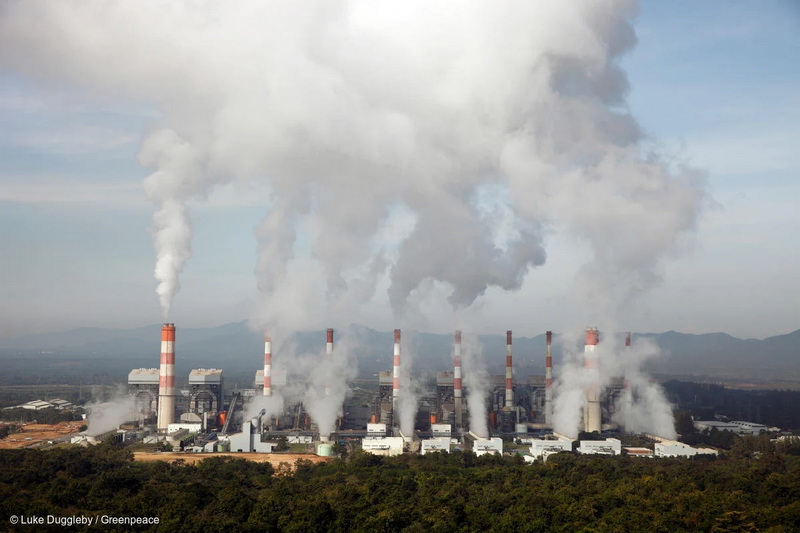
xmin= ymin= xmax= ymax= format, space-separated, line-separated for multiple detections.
xmin=505 ymin=330 xmax=513 ymax=408
xmin=324 ymin=328 xmax=334 ymax=397
xmin=545 ymin=330 xmax=553 ymax=426
xmin=454 ymin=330 xmax=463 ymax=427
xmin=583 ymin=327 xmax=601 ymax=433
xmin=392 ymin=329 xmax=401 ymax=414
xmin=263 ymin=332 xmax=272 ymax=397
xmin=157 ymin=323 xmax=176 ymax=433
xmin=623 ymin=331 xmax=632 ymax=429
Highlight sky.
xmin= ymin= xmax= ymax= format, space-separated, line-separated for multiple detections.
xmin=0 ymin=1 xmax=797 ymax=341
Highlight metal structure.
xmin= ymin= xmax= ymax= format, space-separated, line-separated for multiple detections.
xmin=128 ymin=368 xmax=159 ymax=421
xmin=188 ymin=369 xmax=223 ymax=415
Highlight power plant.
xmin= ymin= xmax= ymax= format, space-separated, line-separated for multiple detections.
xmin=127 ymin=323 xmax=645 ymax=456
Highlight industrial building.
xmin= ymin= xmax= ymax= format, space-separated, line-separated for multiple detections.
xmin=187 ymin=369 xmax=223 ymax=416
xmin=128 ymin=368 xmax=159 ymax=421
xmin=119 ymin=322 xmax=681 ymax=460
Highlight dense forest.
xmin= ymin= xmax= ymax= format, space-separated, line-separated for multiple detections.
xmin=663 ymin=380 xmax=800 ymax=431
xmin=2 ymin=443 xmax=799 ymax=532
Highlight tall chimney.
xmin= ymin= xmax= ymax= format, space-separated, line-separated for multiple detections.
xmin=505 ymin=330 xmax=514 ymax=408
xmin=583 ymin=327 xmax=601 ymax=433
xmin=157 ymin=323 xmax=176 ymax=433
xmin=263 ymin=332 xmax=272 ymax=397
xmin=545 ymin=331 xmax=553 ymax=426
xmin=623 ymin=331 xmax=632 ymax=428
xmin=392 ymin=329 xmax=401 ymax=414
xmin=324 ymin=328 xmax=334 ymax=397
xmin=454 ymin=330 xmax=463 ymax=427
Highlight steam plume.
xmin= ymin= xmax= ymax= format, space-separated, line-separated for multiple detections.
xmin=0 ymin=1 xmax=705 ymax=328
xmin=461 ymin=332 xmax=490 ymax=438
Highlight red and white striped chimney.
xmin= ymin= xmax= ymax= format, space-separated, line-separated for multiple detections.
xmin=454 ymin=330 xmax=463 ymax=427
xmin=583 ymin=327 xmax=601 ymax=433
xmin=263 ymin=332 xmax=272 ymax=397
xmin=505 ymin=330 xmax=514 ymax=408
xmin=392 ymin=329 xmax=401 ymax=413
xmin=157 ymin=323 xmax=176 ymax=433
xmin=545 ymin=331 xmax=553 ymax=426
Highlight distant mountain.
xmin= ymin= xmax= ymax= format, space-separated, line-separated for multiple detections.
xmin=0 ymin=323 xmax=797 ymax=385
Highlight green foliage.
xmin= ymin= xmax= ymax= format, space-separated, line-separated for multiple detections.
xmin=1 ymin=446 xmax=800 ymax=531
xmin=274 ymin=435 xmax=289 ymax=451
xmin=0 ymin=407 xmax=82 ymax=424
xmin=0 ymin=424 xmax=20 ymax=439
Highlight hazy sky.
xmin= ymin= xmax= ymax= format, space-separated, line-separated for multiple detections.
xmin=0 ymin=1 xmax=797 ymax=340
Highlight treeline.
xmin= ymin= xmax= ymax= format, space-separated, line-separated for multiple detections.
xmin=2 ymin=445 xmax=800 ymax=532
xmin=0 ymin=407 xmax=83 ymax=425
xmin=664 ymin=380 xmax=800 ymax=430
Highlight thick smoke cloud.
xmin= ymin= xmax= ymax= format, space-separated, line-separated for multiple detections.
xmin=85 ymin=386 xmax=136 ymax=437
xmin=0 ymin=1 xmax=705 ymax=330
xmin=461 ymin=332 xmax=490 ymax=438
xmin=243 ymin=329 xmax=357 ymax=440
xmin=552 ymin=331 xmax=677 ymax=439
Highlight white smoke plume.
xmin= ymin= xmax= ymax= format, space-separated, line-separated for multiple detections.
xmin=247 ymin=329 xmax=357 ymax=440
xmin=394 ymin=330 xmax=420 ymax=437
xmin=0 ymin=1 xmax=706 ymax=329
xmin=610 ymin=336 xmax=676 ymax=438
xmin=552 ymin=329 xmax=676 ymax=439
xmin=244 ymin=393 xmax=285 ymax=429
xmin=304 ymin=331 xmax=358 ymax=440
xmin=85 ymin=386 xmax=136 ymax=437
xmin=461 ymin=333 xmax=490 ymax=438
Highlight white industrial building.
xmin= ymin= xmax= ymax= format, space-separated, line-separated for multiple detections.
xmin=694 ymin=420 xmax=769 ymax=436
xmin=229 ymin=420 xmax=276 ymax=453
xmin=128 ymin=368 xmax=160 ymax=418
xmin=362 ymin=436 xmax=404 ymax=456
xmin=529 ymin=438 xmax=573 ymax=459
xmin=367 ymin=423 xmax=387 ymax=436
xmin=421 ymin=437 xmax=451 ymax=455
xmin=188 ymin=369 xmax=223 ymax=416
xmin=655 ymin=442 xmax=697 ymax=458
xmin=577 ymin=438 xmax=621 ymax=455
xmin=729 ymin=421 xmax=769 ymax=435
xmin=431 ymin=424 xmax=452 ymax=438
xmin=166 ymin=422 xmax=202 ymax=434
xmin=473 ymin=437 xmax=503 ymax=456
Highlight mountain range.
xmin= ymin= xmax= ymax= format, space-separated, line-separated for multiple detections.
xmin=0 ymin=323 xmax=797 ymax=387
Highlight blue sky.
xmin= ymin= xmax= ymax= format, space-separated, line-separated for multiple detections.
xmin=0 ymin=1 xmax=797 ymax=340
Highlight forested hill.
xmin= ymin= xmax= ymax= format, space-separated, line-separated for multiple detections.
xmin=1 ymin=445 xmax=799 ymax=531
xmin=0 ymin=323 xmax=797 ymax=384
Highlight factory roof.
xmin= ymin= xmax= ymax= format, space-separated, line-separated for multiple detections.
xmin=378 ymin=371 xmax=393 ymax=385
xmin=189 ymin=368 xmax=222 ymax=384
xmin=128 ymin=368 xmax=159 ymax=384
xmin=436 ymin=372 xmax=454 ymax=386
